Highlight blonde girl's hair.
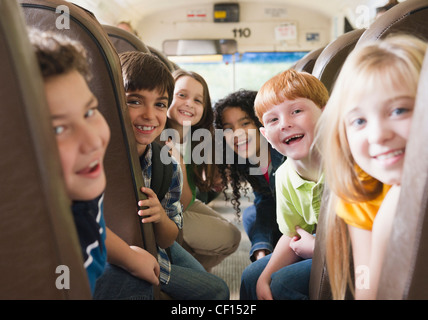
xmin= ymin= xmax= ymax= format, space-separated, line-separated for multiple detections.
xmin=254 ymin=69 xmax=329 ymax=125
xmin=316 ymin=34 xmax=427 ymax=299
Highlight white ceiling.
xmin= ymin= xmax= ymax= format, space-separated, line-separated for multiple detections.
xmin=69 ymin=0 xmax=392 ymax=27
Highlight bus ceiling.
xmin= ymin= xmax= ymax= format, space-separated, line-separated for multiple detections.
xmin=70 ymin=0 xmax=401 ymax=53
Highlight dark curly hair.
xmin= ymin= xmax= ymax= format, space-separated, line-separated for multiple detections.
xmin=214 ymin=89 xmax=266 ymax=216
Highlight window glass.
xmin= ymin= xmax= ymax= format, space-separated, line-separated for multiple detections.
xmin=169 ymin=52 xmax=307 ymax=104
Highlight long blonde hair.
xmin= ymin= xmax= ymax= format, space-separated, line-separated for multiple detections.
xmin=316 ymin=34 xmax=427 ymax=299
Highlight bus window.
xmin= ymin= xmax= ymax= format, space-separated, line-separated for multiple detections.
xmin=168 ymin=51 xmax=307 ymax=103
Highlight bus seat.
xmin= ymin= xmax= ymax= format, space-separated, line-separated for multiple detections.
xmin=18 ymin=0 xmax=160 ymax=288
xmin=309 ymin=188 xmax=332 ymax=300
xmin=312 ymin=28 xmax=365 ymax=93
xmin=377 ymin=45 xmax=428 ymax=300
xmin=309 ymin=28 xmax=365 ymax=300
xmin=148 ymin=45 xmax=180 ymax=71
xmin=103 ymin=24 xmax=150 ymax=54
xmin=102 ymin=25 xmax=180 ymax=97
xmin=103 ymin=24 xmax=179 ymax=72
xmin=357 ymin=0 xmax=428 ymax=46
xmin=292 ymin=46 xmax=325 ymax=74
xmin=310 ymin=184 xmax=357 ymax=300
xmin=0 ymin=0 xmax=90 ymax=299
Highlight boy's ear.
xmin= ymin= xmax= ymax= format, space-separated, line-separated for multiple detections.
xmin=259 ymin=127 xmax=268 ymax=141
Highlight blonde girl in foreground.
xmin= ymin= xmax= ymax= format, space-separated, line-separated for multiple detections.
xmin=317 ymin=34 xmax=427 ymax=299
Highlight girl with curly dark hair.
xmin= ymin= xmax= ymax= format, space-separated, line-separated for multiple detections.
xmin=214 ymin=89 xmax=284 ymax=261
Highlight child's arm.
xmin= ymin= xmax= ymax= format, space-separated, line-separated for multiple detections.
xmin=138 ymin=187 xmax=179 ymax=249
xmin=347 ymin=225 xmax=371 ymax=299
xmin=350 ymin=185 xmax=400 ymax=299
xmin=105 ymin=227 xmax=160 ymax=285
xmin=256 ymin=234 xmax=301 ymax=300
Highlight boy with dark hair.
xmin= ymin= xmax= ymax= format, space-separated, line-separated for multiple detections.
xmin=119 ymin=51 xmax=229 ymax=299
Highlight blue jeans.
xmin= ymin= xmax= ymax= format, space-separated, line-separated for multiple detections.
xmin=93 ymin=263 xmax=154 ymax=300
xmin=161 ymin=242 xmax=230 ymax=300
xmin=240 ymin=254 xmax=312 ymax=300
xmin=243 ymin=204 xmax=281 ymax=261
xmin=94 ymin=242 xmax=229 ymax=300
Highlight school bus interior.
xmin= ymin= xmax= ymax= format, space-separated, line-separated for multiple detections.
xmin=2 ymin=0 xmax=428 ymax=300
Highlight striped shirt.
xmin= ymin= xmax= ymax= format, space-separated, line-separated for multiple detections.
xmin=140 ymin=143 xmax=183 ymax=284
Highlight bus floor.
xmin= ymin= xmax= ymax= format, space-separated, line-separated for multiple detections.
xmin=209 ymin=187 xmax=254 ymax=300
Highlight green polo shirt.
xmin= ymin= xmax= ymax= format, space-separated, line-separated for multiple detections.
xmin=275 ymin=160 xmax=324 ymax=237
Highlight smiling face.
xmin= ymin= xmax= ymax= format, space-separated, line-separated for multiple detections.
xmin=221 ymin=106 xmax=261 ymax=160
xmin=44 ymin=71 xmax=110 ymax=201
xmin=260 ymin=97 xmax=322 ymax=161
xmin=126 ymin=88 xmax=168 ymax=156
xmin=167 ymin=76 xmax=205 ymax=128
xmin=345 ymin=81 xmax=415 ymax=186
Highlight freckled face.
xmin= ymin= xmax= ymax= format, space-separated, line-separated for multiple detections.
xmin=260 ymin=98 xmax=322 ymax=161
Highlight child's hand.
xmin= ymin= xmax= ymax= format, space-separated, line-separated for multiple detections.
xmin=254 ymin=249 xmax=270 ymax=261
xmin=138 ymin=187 xmax=168 ymax=224
xmin=289 ymin=226 xmax=315 ymax=259
xmin=129 ymin=245 xmax=160 ymax=285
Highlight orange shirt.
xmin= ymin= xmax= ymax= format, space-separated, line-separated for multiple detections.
xmin=336 ymin=184 xmax=392 ymax=230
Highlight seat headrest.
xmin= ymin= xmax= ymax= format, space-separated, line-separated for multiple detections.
xmin=148 ymin=45 xmax=179 ymax=72
xmin=293 ymin=46 xmax=325 ymax=74
xmin=103 ymin=24 xmax=150 ymax=54
xmin=358 ymin=0 xmax=428 ymax=45
xmin=312 ymin=28 xmax=365 ymax=93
